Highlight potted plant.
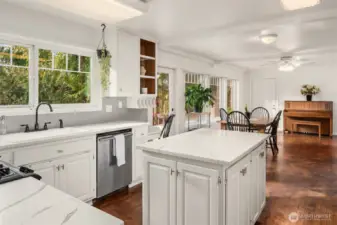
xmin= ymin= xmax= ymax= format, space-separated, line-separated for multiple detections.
xmin=244 ymin=104 xmax=251 ymax=118
xmin=300 ymin=85 xmax=320 ymax=101
xmin=185 ymin=84 xmax=215 ymax=113
xmin=97 ymin=24 xmax=111 ymax=91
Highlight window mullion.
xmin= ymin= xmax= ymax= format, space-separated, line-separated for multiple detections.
xmin=31 ymin=47 xmax=39 ymax=108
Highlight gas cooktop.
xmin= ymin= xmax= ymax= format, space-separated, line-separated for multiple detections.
xmin=0 ymin=161 xmax=41 ymax=185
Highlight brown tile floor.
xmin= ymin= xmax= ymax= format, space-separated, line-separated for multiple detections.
xmin=94 ymin=133 xmax=337 ymax=225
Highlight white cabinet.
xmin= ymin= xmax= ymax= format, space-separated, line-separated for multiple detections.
xmin=143 ymin=155 xmax=176 ymax=225
xmin=0 ymin=151 xmax=13 ymax=164
xmin=131 ymin=125 xmax=149 ymax=185
xmin=142 ymin=142 xmax=267 ymax=225
xmin=226 ymin=154 xmax=251 ymax=225
xmin=59 ymin=153 xmax=94 ymax=201
xmin=177 ymin=163 xmax=219 ymax=225
xmin=27 ymin=152 xmax=95 ymax=202
xmin=111 ymin=30 xmax=140 ymax=97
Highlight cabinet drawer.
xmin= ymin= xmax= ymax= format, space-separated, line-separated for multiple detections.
xmin=134 ymin=125 xmax=148 ymax=138
xmin=0 ymin=152 xmax=13 ymax=164
xmin=13 ymin=137 xmax=95 ymax=166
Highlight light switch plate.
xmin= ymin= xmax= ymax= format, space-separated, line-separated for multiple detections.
xmin=118 ymin=101 xmax=123 ymax=109
xmin=105 ymin=105 xmax=113 ymax=112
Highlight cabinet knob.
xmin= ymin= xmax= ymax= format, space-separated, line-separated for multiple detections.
xmin=240 ymin=167 xmax=247 ymax=176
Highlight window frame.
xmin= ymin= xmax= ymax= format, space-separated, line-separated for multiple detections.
xmin=0 ymin=37 xmax=101 ymax=116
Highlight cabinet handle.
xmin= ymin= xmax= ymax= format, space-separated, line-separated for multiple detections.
xmin=56 ymin=165 xmax=60 ymax=171
xmin=57 ymin=150 xmax=64 ymax=154
xmin=61 ymin=164 xmax=65 ymax=170
xmin=260 ymin=152 xmax=265 ymax=158
xmin=240 ymin=167 xmax=247 ymax=176
xmin=170 ymin=169 xmax=174 ymax=175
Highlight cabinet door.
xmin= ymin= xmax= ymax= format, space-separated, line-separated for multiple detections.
xmin=59 ymin=153 xmax=93 ymax=201
xmin=143 ymin=155 xmax=176 ymax=225
xmin=226 ymin=155 xmax=251 ymax=225
xmin=250 ymin=148 xmax=260 ymax=223
xmin=133 ymin=136 xmax=148 ymax=182
xmin=117 ymin=30 xmax=140 ymax=96
xmin=28 ymin=161 xmax=58 ymax=187
xmin=177 ymin=162 xmax=219 ymax=225
xmin=258 ymin=146 xmax=266 ymax=212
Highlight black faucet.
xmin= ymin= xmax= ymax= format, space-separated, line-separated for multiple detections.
xmin=34 ymin=102 xmax=53 ymax=131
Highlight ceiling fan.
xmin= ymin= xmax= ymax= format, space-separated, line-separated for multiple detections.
xmin=260 ymin=56 xmax=315 ymax=72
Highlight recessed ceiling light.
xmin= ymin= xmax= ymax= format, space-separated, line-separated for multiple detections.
xmin=281 ymin=0 xmax=321 ymax=11
xmin=259 ymin=34 xmax=278 ymax=45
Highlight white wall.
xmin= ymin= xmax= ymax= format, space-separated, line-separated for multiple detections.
xmin=158 ymin=49 xmax=247 ymax=133
xmin=249 ymin=63 xmax=337 ymax=133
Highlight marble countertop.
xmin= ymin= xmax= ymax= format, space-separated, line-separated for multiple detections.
xmin=137 ymin=129 xmax=270 ymax=165
xmin=0 ymin=121 xmax=148 ymax=151
xmin=0 ymin=177 xmax=123 ymax=225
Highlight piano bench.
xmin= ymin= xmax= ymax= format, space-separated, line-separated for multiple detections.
xmin=291 ymin=120 xmax=322 ymax=139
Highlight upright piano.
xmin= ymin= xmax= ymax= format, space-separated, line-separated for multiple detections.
xmin=284 ymin=101 xmax=333 ymax=137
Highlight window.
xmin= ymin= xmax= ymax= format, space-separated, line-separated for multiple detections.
xmin=38 ymin=49 xmax=91 ymax=104
xmin=0 ymin=39 xmax=96 ymax=114
xmin=210 ymin=76 xmax=223 ymax=118
xmin=227 ymin=79 xmax=238 ymax=111
xmin=0 ymin=44 xmax=30 ymax=106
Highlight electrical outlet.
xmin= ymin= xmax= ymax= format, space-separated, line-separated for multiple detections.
xmin=118 ymin=101 xmax=123 ymax=109
xmin=105 ymin=105 xmax=113 ymax=112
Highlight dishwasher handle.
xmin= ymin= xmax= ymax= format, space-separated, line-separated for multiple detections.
xmin=98 ymin=132 xmax=133 ymax=166
xmin=98 ymin=132 xmax=133 ymax=142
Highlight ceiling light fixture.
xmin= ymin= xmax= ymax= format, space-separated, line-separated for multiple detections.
xmin=259 ymin=34 xmax=278 ymax=45
xmin=278 ymin=62 xmax=295 ymax=72
xmin=281 ymin=0 xmax=321 ymax=11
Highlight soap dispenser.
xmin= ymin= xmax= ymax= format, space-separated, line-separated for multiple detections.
xmin=0 ymin=115 xmax=7 ymax=135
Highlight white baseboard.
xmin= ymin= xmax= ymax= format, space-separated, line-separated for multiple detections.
xmin=129 ymin=180 xmax=142 ymax=188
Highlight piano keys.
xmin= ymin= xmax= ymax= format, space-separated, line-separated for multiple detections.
xmin=284 ymin=101 xmax=333 ymax=137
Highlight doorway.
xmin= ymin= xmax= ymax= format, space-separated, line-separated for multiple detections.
xmin=152 ymin=67 xmax=177 ymax=134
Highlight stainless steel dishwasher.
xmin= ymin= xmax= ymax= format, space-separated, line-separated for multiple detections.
xmin=96 ymin=129 xmax=133 ymax=198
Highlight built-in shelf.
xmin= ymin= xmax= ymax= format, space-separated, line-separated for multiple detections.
xmin=140 ymin=55 xmax=156 ymax=61
xmin=140 ymin=75 xmax=156 ymax=79
xmin=140 ymin=39 xmax=156 ymax=95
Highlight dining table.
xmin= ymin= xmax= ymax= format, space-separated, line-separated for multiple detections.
xmin=218 ymin=117 xmax=274 ymax=132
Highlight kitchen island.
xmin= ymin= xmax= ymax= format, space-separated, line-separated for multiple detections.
xmin=137 ymin=128 xmax=269 ymax=225
xmin=0 ymin=177 xmax=123 ymax=225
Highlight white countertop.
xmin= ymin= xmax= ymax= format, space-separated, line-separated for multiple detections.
xmin=138 ymin=129 xmax=270 ymax=165
xmin=0 ymin=178 xmax=123 ymax=225
xmin=0 ymin=121 xmax=148 ymax=151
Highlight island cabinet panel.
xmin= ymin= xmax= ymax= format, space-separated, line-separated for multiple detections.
xmin=143 ymin=155 xmax=177 ymax=225
xmin=226 ymin=154 xmax=251 ymax=225
xmin=177 ymin=163 xmax=219 ymax=225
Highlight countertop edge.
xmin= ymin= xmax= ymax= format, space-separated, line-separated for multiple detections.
xmin=0 ymin=121 xmax=148 ymax=151
xmin=138 ymin=135 xmax=270 ymax=165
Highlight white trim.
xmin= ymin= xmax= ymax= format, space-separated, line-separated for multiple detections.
xmin=0 ymin=36 xmax=102 ymax=116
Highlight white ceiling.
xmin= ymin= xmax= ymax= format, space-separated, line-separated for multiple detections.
xmin=118 ymin=0 xmax=337 ymax=69
xmin=6 ymin=0 xmax=337 ymax=70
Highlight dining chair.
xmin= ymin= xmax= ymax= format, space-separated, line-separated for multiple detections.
xmin=159 ymin=114 xmax=176 ymax=139
xmin=220 ymin=108 xmax=228 ymax=121
xmin=227 ymin=111 xmax=251 ymax=132
xmin=251 ymin=107 xmax=270 ymax=120
xmin=265 ymin=110 xmax=282 ymax=156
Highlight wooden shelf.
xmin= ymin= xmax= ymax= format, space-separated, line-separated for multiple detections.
xmin=140 ymin=55 xmax=155 ymax=61
xmin=140 ymin=75 xmax=156 ymax=79
xmin=140 ymin=39 xmax=156 ymax=95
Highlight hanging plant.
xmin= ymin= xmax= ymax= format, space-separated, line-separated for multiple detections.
xmin=97 ymin=24 xmax=111 ymax=91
